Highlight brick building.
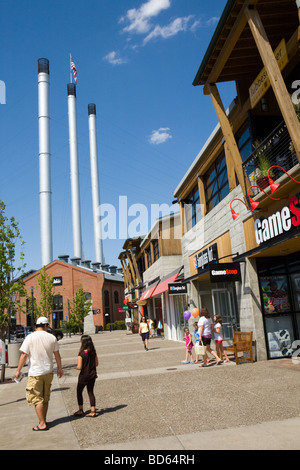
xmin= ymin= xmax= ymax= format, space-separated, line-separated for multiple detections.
xmin=17 ymin=257 xmax=124 ymax=330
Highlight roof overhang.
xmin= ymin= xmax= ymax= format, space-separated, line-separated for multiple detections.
xmin=193 ymin=0 xmax=298 ymax=87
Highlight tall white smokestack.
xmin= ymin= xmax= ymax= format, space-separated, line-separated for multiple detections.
xmin=38 ymin=58 xmax=53 ymax=266
xmin=88 ymin=104 xmax=104 ymax=265
xmin=67 ymin=83 xmax=82 ymax=261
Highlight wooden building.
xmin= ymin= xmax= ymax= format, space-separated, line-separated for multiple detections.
xmin=174 ymin=0 xmax=300 ymax=360
xmin=119 ymin=213 xmax=183 ymax=338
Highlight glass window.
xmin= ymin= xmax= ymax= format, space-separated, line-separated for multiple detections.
xmin=290 ymin=274 xmax=300 ymax=311
xmin=265 ymin=315 xmax=294 ymax=358
xmin=185 ymin=184 xmax=202 ymax=230
xmin=204 ymin=151 xmax=229 ymax=212
xmin=259 ymin=275 xmax=290 ymax=314
xmin=114 ymin=291 xmax=119 ymax=304
xmin=236 ymin=124 xmax=252 ymax=163
xmin=153 ymin=239 xmax=160 ymax=262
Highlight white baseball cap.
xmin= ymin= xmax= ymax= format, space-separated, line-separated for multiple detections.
xmin=36 ymin=317 xmax=49 ymax=325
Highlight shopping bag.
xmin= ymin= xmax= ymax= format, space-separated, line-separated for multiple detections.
xmin=195 ymin=341 xmax=206 ymax=356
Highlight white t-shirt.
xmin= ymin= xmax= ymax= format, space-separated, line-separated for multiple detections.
xmin=20 ymin=330 xmax=59 ymax=376
xmin=198 ymin=317 xmax=213 ymax=337
xmin=214 ymin=322 xmax=223 ymax=341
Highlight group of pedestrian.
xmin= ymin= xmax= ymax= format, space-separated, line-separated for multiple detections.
xmin=15 ymin=316 xmax=98 ymax=431
xmin=183 ymin=307 xmax=230 ymax=367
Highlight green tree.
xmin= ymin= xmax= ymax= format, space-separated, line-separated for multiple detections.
xmin=0 ymin=201 xmax=26 ymax=381
xmin=69 ymin=285 xmax=91 ymax=333
xmin=35 ymin=266 xmax=55 ymax=322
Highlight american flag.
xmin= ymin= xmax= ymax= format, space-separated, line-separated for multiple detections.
xmin=70 ymin=57 xmax=77 ymax=84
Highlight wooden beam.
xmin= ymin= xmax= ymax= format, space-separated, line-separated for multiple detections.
xmin=128 ymin=247 xmax=142 ymax=284
xmin=245 ymin=6 xmax=300 ymax=162
xmin=197 ymin=175 xmax=207 ymax=217
xmin=205 ymin=83 xmax=247 ymax=196
xmin=125 ymin=250 xmax=137 ymax=287
xmin=224 ymin=142 xmax=236 ymax=191
xmin=204 ymin=0 xmax=258 ymax=85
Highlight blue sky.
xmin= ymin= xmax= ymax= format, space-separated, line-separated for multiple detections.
xmin=0 ymin=0 xmax=235 ymax=272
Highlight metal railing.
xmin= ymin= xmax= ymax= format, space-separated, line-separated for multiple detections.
xmin=243 ymin=120 xmax=299 ymax=195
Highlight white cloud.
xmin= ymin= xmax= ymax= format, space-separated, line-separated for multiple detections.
xmin=149 ymin=128 xmax=172 ymax=145
xmin=190 ymin=16 xmax=219 ymax=32
xmin=103 ymin=51 xmax=127 ymax=66
xmin=143 ymin=15 xmax=193 ymax=44
xmin=120 ymin=0 xmax=171 ymax=35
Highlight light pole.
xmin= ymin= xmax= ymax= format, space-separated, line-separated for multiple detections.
xmin=30 ymin=286 xmax=34 ymax=328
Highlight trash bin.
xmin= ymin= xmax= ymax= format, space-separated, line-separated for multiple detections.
xmin=8 ymin=343 xmax=21 ymax=368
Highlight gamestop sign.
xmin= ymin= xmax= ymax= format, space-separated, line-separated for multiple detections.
xmin=254 ymin=195 xmax=300 ymax=245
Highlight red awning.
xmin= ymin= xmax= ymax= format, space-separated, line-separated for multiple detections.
xmin=139 ymin=284 xmax=158 ymax=301
xmin=153 ymin=273 xmax=179 ymax=296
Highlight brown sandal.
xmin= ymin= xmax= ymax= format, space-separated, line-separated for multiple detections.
xmin=74 ymin=410 xmax=84 ymax=416
xmin=86 ymin=412 xmax=96 ymax=418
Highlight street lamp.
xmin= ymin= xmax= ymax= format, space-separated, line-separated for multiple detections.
xmin=30 ymin=286 xmax=34 ymax=328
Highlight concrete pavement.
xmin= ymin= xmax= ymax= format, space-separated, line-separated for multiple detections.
xmin=1 ymin=330 xmax=300 ymax=450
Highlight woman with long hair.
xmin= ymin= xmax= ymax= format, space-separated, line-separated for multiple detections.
xmin=74 ymin=335 xmax=99 ymax=417
xmin=198 ymin=307 xmax=222 ymax=367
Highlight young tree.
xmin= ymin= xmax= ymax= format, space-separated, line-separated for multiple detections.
xmin=36 ymin=266 xmax=55 ymax=322
xmin=69 ymin=285 xmax=91 ymax=333
xmin=0 ymin=201 xmax=26 ymax=381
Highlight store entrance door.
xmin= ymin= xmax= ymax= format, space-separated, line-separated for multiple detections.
xmin=212 ymin=289 xmax=238 ymax=339
xmin=198 ymin=288 xmax=238 ymax=339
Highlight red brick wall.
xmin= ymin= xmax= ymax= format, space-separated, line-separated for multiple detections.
xmin=17 ymin=261 xmax=123 ymax=329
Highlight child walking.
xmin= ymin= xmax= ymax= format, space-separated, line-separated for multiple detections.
xmin=192 ymin=322 xmax=200 ymax=364
xmin=74 ymin=335 xmax=99 ymax=418
xmin=182 ymin=327 xmax=194 ymax=364
xmin=214 ymin=315 xmax=230 ymax=363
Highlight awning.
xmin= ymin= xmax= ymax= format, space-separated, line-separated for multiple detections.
xmin=153 ymin=272 xmax=179 ymax=296
xmin=139 ymin=284 xmax=158 ymax=301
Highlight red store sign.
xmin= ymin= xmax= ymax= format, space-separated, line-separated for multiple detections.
xmin=254 ymin=194 xmax=300 ymax=245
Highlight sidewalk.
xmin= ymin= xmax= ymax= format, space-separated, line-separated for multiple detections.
xmin=1 ymin=330 xmax=300 ymax=450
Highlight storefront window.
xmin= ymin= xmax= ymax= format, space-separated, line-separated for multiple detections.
xmin=264 ymin=315 xmax=294 ymax=358
xmin=257 ymin=254 xmax=300 ymax=359
xmin=260 ymin=275 xmax=290 ymax=314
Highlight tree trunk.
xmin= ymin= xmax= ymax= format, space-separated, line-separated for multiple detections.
xmin=1 ymin=364 xmax=5 ymax=383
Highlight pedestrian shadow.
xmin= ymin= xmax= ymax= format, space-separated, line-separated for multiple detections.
xmin=98 ymin=404 xmax=127 ymax=416
xmin=0 ymin=396 xmax=27 ymax=407
xmin=48 ymin=415 xmax=77 ymax=428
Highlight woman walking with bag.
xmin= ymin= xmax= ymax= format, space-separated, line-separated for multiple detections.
xmin=198 ymin=307 xmax=222 ymax=367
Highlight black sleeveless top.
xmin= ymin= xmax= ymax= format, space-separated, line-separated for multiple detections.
xmin=78 ymin=350 xmax=97 ymax=384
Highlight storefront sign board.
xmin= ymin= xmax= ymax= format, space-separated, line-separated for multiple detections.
xmin=168 ymin=283 xmax=187 ymax=295
xmin=194 ymin=243 xmax=218 ymax=271
xmin=209 ymin=263 xmax=241 ymax=283
xmin=254 ymin=195 xmax=300 ymax=245
xmin=53 ymin=276 xmax=63 ymax=286
xmin=249 ymin=38 xmax=288 ymax=109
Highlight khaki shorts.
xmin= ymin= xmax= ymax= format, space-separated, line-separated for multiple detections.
xmin=26 ymin=373 xmax=53 ymax=406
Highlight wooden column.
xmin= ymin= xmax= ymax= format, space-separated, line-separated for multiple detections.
xmin=205 ymin=83 xmax=247 ymax=195
xmin=224 ymin=142 xmax=236 ymax=191
xmin=129 ymin=247 xmax=142 ymax=284
xmin=197 ymin=175 xmax=207 ymax=217
xmin=245 ymin=6 xmax=300 ymax=162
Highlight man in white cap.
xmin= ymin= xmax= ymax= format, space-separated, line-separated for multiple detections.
xmin=15 ymin=317 xmax=63 ymax=431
